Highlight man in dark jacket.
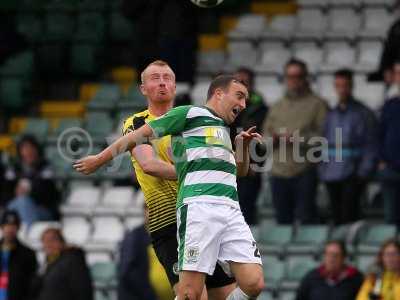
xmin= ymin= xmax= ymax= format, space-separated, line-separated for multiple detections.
xmin=232 ymin=67 xmax=268 ymax=225
xmin=295 ymin=240 xmax=363 ymax=300
xmin=0 ymin=210 xmax=37 ymax=300
xmin=319 ymin=69 xmax=378 ymax=225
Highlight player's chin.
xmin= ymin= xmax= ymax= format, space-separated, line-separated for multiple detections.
xmin=155 ymin=95 xmax=173 ymax=103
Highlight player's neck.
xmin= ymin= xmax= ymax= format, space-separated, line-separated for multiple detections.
xmin=205 ymin=102 xmax=222 ymax=118
xmin=147 ymin=101 xmax=173 ymax=117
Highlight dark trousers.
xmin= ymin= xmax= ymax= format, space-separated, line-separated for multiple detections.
xmin=325 ymin=176 xmax=365 ymax=225
xmin=237 ymin=174 xmax=261 ymax=225
xmin=379 ymin=167 xmax=400 ymax=227
xmin=270 ymin=168 xmax=317 ymax=225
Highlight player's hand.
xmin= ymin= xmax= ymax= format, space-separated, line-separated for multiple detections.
xmin=73 ymin=155 xmax=101 ymax=175
xmin=235 ymin=126 xmax=263 ymax=148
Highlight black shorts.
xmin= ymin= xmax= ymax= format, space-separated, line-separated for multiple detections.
xmin=151 ymin=224 xmax=236 ymax=289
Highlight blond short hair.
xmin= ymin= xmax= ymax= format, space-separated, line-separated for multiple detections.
xmin=140 ymin=60 xmax=174 ymax=83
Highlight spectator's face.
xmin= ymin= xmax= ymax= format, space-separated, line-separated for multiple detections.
xmin=323 ymin=243 xmax=345 ymax=273
xmin=393 ymin=64 xmax=400 ymax=85
xmin=382 ymin=244 xmax=400 ymax=272
xmin=19 ymin=142 xmax=39 ymax=166
xmin=285 ymin=65 xmax=307 ymax=93
xmin=235 ymin=71 xmax=252 ymax=91
xmin=1 ymin=224 xmax=18 ymax=243
xmin=42 ymin=231 xmax=64 ymax=257
xmin=140 ymin=65 xmax=176 ymax=104
xmin=215 ymin=81 xmax=248 ymax=124
xmin=334 ymin=76 xmax=352 ymax=102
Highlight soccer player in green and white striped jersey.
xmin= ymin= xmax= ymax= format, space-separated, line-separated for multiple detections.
xmin=74 ymin=75 xmax=265 ymax=300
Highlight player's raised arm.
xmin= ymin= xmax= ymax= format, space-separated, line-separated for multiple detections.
xmin=73 ymin=124 xmax=155 ymax=175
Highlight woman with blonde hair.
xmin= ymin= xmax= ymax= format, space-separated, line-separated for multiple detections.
xmin=357 ymin=238 xmax=400 ymax=300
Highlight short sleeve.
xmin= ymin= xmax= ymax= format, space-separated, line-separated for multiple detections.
xmin=148 ymin=105 xmax=191 ymax=137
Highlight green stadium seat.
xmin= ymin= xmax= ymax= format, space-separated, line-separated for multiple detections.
xmin=110 ymin=12 xmax=135 ymax=42
xmin=356 ymin=254 xmax=376 ymax=274
xmin=90 ymin=262 xmax=117 ymax=288
xmin=117 ymin=85 xmax=147 ymax=110
xmin=70 ymin=44 xmax=100 ymax=76
xmin=280 ymin=256 xmax=317 ymax=290
xmin=357 ymin=224 xmax=397 ymax=254
xmin=45 ymin=146 xmax=74 ymax=177
xmin=44 ymin=12 xmax=75 ymax=41
xmin=22 ymin=118 xmax=49 ymax=142
xmin=0 ymin=78 xmax=27 ymax=110
xmin=17 ymin=14 xmax=43 ymax=42
xmin=85 ymin=112 xmax=114 ymax=138
xmin=95 ymin=291 xmax=109 ymax=300
xmin=278 ymin=291 xmax=296 ymax=300
xmin=286 ymin=225 xmax=329 ymax=256
xmin=75 ymin=13 xmax=105 ymax=42
xmin=259 ymin=291 xmax=274 ymax=300
xmin=47 ymin=118 xmax=83 ymax=143
xmin=87 ymin=84 xmax=121 ymax=111
xmin=262 ymin=256 xmax=285 ymax=290
xmin=0 ymin=51 xmax=34 ymax=77
xmin=258 ymin=223 xmax=292 ymax=255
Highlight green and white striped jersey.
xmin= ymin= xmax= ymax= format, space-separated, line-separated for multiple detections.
xmin=148 ymin=105 xmax=238 ymax=209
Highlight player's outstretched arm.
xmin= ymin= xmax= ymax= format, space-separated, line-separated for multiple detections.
xmin=235 ymin=126 xmax=262 ymax=177
xmin=73 ymin=124 xmax=155 ymax=175
xmin=132 ymin=144 xmax=177 ymax=180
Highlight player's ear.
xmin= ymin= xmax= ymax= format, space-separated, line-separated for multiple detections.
xmin=215 ymin=88 xmax=223 ymax=100
xmin=140 ymin=83 xmax=147 ymax=96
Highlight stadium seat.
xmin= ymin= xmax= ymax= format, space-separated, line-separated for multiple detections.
xmin=321 ymin=42 xmax=356 ymax=72
xmin=62 ymin=217 xmax=91 ymax=245
xmin=90 ymin=262 xmax=117 ymax=288
xmin=259 ymin=291 xmax=274 ymax=300
xmin=327 ymin=0 xmax=361 ymax=7
xmin=286 ymin=225 xmax=329 ymax=256
xmin=262 ymin=256 xmax=285 ymax=289
xmin=44 ymin=12 xmax=74 ymax=41
xmin=0 ymin=50 xmax=34 ymax=77
xmin=21 ymin=118 xmax=49 ymax=142
xmin=191 ymin=82 xmax=210 ymax=106
xmin=357 ymin=224 xmax=397 ymax=254
xmin=124 ymin=216 xmax=144 ymax=230
xmin=86 ymin=251 xmax=112 ymax=265
xmin=117 ymin=85 xmax=147 ymax=110
xmin=110 ymin=12 xmax=134 ymax=41
xmin=356 ymin=254 xmax=376 ymax=274
xmin=0 ymin=78 xmax=27 ymax=110
xmin=61 ymin=186 xmax=101 ymax=216
xmin=17 ymin=13 xmax=42 ymax=42
xmin=360 ymin=8 xmax=393 ymax=37
xmin=280 ymin=256 xmax=317 ymax=290
xmin=75 ymin=12 xmax=105 ymax=42
xmin=254 ymin=82 xmax=283 ymax=105
xmin=278 ymin=291 xmax=296 ymax=300
xmin=197 ymin=51 xmax=226 ymax=74
xmin=84 ymin=112 xmax=114 ymax=138
xmin=44 ymin=146 xmax=75 ymax=177
xmin=362 ymin=0 xmax=395 ymax=6
xmin=355 ymin=41 xmax=383 ymax=72
xmin=227 ymin=41 xmax=257 ymax=68
xmin=295 ymin=8 xmax=327 ymax=36
xmin=258 ymin=224 xmax=292 ymax=255
xmin=77 ymin=0 xmax=107 ymax=12
xmin=354 ymin=81 xmax=385 ymax=111
xmin=87 ymin=84 xmax=121 ymax=110
xmin=298 ymin=0 xmax=327 ymax=8
xmin=90 ymin=217 xmax=125 ymax=246
xmin=259 ymin=42 xmax=291 ymax=73
xmin=293 ymin=42 xmax=323 ymax=73
xmin=326 ymin=8 xmax=361 ymax=38
xmin=94 ymin=187 xmax=136 ymax=216
xmin=36 ymin=42 xmax=68 ymax=75
xmin=317 ymin=75 xmax=337 ymax=107
xmin=95 ymin=291 xmax=110 ymax=300
xmin=262 ymin=15 xmax=295 ymax=40
xmin=47 ymin=118 xmax=83 ymax=143
xmin=70 ymin=43 xmax=101 ymax=76
xmin=229 ymin=14 xmax=266 ymax=39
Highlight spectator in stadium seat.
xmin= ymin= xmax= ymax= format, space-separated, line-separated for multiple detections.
xmin=118 ymin=204 xmax=173 ymax=300
xmin=356 ymin=239 xmax=400 ymax=300
xmin=31 ymin=228 xmax=93 ymax=300
xmin=231 ymin=67 xmax=268 ymax=225
xmin=262 ymin=59 xmax=328 ymax=224
xmin=296 ymin=240 xmax=363 ymax=300
xmin=319 ymin=69 xmax=378 ymax=225
xmin=369 ymin=0 xmax=400 ymax=83
xmin=0 ymin=210 xmax=37 ymax=300
xmin=378 ymin=60 xmax=400 ymax=228
xmin=2 ymin=135 xmax=60 ymax=219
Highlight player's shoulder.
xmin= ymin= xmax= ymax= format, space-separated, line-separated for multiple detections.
xmin=122 ymin=109 xmax=150 ymax=135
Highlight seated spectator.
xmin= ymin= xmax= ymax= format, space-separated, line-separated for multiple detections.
xmin=262 ymin=59 xmax=328 ymax=224
xmin=232 ymin=67 xmax=268 ymax=225
xmin=7 ymin=179 xmax=53 ymax=228
xmin=357 ymin=239 xmax=400 ymax=300
xmin=31 ymin=228 xmax=93 ymax=300
xmin=118 ymin=204 xmax=173 ymax=300
xmin=296 ymin=240 xmax=363 ymax=300
xmin=378 ymin=60 xmax=400 ymax=228
xmin=319 ymin=69 xmax=378 ymax=225
xmin=2 ymin=135 xmax=60 ymax=219
xmin=0 ymin=210 xmax=37 ymax=300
